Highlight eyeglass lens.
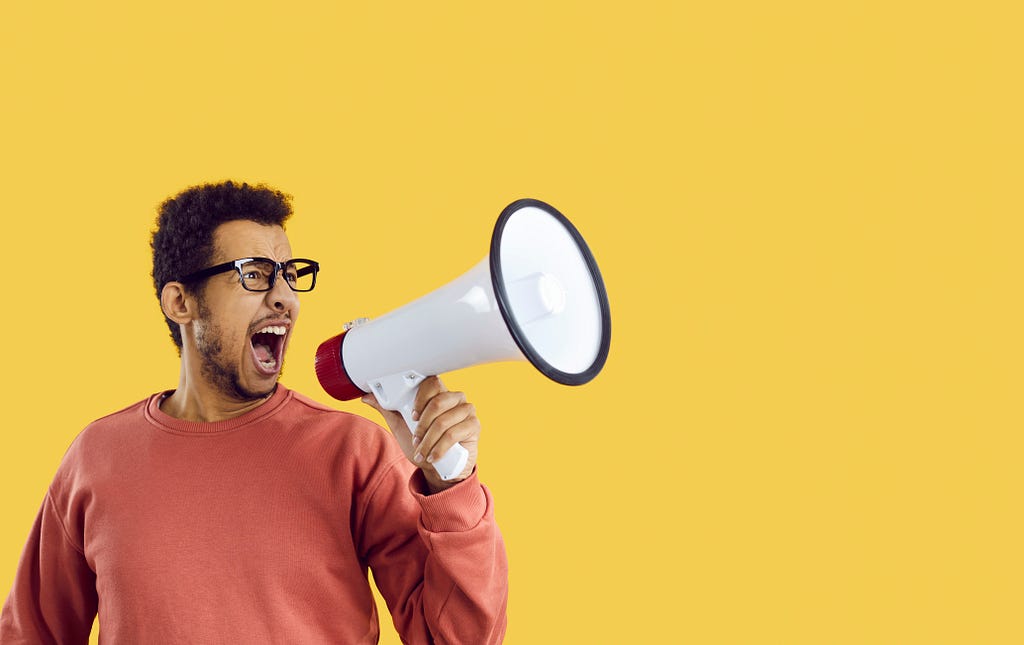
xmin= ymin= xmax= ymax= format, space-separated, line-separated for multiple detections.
xmin=240 ymin=260 xmax=316 ymax=292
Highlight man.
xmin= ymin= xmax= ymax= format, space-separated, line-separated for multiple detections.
xmin=0 ymin=181 xmax=508 ymax=643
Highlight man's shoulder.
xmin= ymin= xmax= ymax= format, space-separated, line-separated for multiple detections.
xmin=69 ymin=395 xmax=154 ymax=446
xmin=87 ymin=396 xmax=154 ymax=428
xmin=49 ymin=395 xmax=154 ymax=492
xmin=285 ymin=388 xmax=366 ymax=421
xmin=281 ymin=388 xmax=390 ymax=439
xmin=71 ymin=395 xmax=146 ymax=443
xmin=284 ymin=388 xmax=348 ymax=415
xmin=283 ymin=388 xmax=413 ymax=464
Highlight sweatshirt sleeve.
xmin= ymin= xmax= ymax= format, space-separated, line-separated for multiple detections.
xmin=0 ymin=492 xmax=98 ymax=644
xmin=357 ymin=463 xmax=509 ymax=645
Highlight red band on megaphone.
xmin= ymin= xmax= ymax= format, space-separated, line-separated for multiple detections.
xmin=315 ymin=331 xmax=365 ymax=400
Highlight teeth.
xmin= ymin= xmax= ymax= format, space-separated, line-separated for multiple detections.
xmin=255 ymin=325 xmax=287 ymax=336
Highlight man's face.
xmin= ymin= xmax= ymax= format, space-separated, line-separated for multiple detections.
xmin=190 ymin=220 xmax=300 ymax=401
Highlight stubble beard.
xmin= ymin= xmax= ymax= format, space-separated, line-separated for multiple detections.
xmin=195 ymin=300 xmax=281 ymax=402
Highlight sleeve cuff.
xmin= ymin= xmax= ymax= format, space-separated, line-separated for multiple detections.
xmin=409 ymin=468 xmax=489 ymax=533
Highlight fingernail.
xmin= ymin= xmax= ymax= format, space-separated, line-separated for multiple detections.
xmin=413 ymin=453 xmax=423 ymax=464
xmin=426 ymin=453 xmax=434 ymax=463
xmin=361 ymin=396 xmax=371 ymax=404
xmin=411 ymin=409 xmax=420 ymax=421
xmin=412 ymin=436 xmax=420 ymax=447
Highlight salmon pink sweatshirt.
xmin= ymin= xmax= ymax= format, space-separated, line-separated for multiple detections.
xmin=0 ymin=386 xmax=508 ymax=644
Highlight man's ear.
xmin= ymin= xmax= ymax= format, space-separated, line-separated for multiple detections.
xmin=160 ymin=282 xmax=197 ymax=325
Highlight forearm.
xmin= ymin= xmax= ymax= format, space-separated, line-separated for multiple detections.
xmin=414 ymin=472 xmax=508 ymax=644
xmin=365 ymin=469 xmax=508 ymax=645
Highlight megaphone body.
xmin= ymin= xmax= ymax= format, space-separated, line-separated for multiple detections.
xmin=315 ymin=199 xmax=611 ymax=480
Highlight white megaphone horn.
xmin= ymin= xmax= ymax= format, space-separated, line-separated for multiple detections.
xmin=314 ymin=198 xmax=611 ymax=480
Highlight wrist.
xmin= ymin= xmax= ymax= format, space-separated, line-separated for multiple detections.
xmin=422 ymin=469 xmax=459 ymax=495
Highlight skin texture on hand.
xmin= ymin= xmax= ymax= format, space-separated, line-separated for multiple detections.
xmin=361 ymin=376 xmax=480 ymax=493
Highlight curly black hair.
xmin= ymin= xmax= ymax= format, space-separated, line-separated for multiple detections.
xmin=151 ymin=180 xmax=293 ymax=351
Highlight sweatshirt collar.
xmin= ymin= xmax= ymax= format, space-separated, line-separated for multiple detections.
xmin=145 ymin=384 xmax=291 ymax=435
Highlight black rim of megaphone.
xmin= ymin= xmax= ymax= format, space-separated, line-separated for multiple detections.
xmin=490 ymin=198 xmax=611 ymax=386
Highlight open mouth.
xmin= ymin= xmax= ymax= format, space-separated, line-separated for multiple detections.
xmin=250 ymin=324 xmax=287 ymax=375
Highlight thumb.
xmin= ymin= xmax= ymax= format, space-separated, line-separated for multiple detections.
xmin=360 ymin=393 xmax=383 ymax=413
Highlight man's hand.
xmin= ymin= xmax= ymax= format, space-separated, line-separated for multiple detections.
xmin=362 ymin=376 xmax=479 ymax=493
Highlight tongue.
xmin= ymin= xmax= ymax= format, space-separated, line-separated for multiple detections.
xmin=254 ymin=342 xmax=274 ymax=362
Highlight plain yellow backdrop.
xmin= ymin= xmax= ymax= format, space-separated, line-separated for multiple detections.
xmin=1 ymin=1 xmax=1021 ymax=643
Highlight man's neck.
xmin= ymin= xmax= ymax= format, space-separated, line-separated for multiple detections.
xmin=160 ymin=377 xmax=275 ymax=423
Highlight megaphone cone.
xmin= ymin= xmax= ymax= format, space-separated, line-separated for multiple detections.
xmin=315 ymin=199 xmax=611 ymax=480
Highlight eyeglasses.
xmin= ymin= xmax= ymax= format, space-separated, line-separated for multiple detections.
xmin=179 ymin=257 xmax=320 ymax=292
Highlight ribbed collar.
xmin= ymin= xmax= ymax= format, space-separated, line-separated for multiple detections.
xmin=144 ymin=385 xmax=292 ymax=435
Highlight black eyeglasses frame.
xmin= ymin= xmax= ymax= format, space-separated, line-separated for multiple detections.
xmin=178 ymin=257 xmax=320 ymax=293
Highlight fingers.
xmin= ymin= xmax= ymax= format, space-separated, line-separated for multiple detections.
xmin=414 ymin=390 xmax=466 ymax=433
xmin=411 ymin=376 xmax=447 ymax=422
xmin=411 ymin=393 xmax=478 ymax=465
xmin=415 ymin=415 xmax=479 ymax=466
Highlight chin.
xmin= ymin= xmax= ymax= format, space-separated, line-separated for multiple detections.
xmin=231 ymin=373 xmax=280 ymax=402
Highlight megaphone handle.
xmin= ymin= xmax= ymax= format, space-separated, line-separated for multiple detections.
xmin=369 ymin=371 xmax=470 ymax=481
xmin=397 ymin=400 xmax=470 ymax=482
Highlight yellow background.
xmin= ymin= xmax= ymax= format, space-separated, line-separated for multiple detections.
xmin=1 ymin=1 xmax=1021 ymax=643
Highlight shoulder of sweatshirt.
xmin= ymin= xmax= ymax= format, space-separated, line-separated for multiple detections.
xmin=278 ymin=388 xmax=413 ymax=483
xmin=61 ymin=396 xmax=151 ymax=459
xmin=285 ymin=388 xmax=396 ymax=445
xmin=46 ymin=396 xmax=151 ymax=509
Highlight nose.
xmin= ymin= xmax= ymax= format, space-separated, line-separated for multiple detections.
xmin=265 ymin=269 xmax=300 ymax=315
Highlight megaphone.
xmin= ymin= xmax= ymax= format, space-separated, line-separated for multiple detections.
xmin=314 ymin=198 xmax=611 ymax=480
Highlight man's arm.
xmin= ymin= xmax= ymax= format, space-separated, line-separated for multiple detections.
xmin=1 ymin=492 xmax=98 ymax=644
xmin=359 ymin=377 xmax=508 ymax=643
xmin=359 ymin=464 xmax=508 ymax=644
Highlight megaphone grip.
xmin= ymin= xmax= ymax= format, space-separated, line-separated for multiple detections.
xmin=433 ymin=444 xmax=470 ymax=481
xmin=371 ymin=371 xmax=470 ymax=481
